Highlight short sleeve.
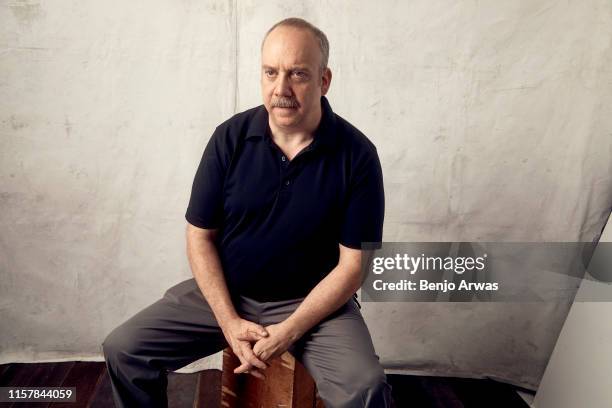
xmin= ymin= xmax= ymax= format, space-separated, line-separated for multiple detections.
xmin=339 ymin=148 xmax=385 ymax=249
xmin=185 ymin=127 xmax=228 ymax=229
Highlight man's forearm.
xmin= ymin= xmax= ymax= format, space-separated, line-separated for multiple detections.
xmin=185 ymin=226 xmax=238 ymax=327
xmin=281 ymin=261 xmax=362 ymax=341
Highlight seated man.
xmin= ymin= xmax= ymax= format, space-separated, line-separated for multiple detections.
xmin=102 ymin=17 xmax=393 ymax=408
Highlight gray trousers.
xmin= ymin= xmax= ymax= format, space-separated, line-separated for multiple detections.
xmin=102 ymin=278 xmax=393 ymax=408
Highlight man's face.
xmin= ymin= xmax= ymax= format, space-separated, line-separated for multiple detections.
xmin=261 ymin=26 xmax=331 ymax=131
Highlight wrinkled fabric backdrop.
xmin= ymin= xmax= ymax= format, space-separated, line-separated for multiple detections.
xmin=1 ymin=0 xmax=611 ymax=391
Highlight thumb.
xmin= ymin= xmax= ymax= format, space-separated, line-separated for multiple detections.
xmin=245 ymin=322 xmax=269 ymax=339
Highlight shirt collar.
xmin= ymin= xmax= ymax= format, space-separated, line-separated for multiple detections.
xmin=245 ymin=96 xmax=338 ymax=151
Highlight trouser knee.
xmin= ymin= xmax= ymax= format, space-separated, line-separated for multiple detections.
xmin=355 ymin=369 xmax=389 ymax=395
xmin=319 ymin=369 xmax=392 ymax=408
xmin=101 ymin=326 xmax=134 ymax=366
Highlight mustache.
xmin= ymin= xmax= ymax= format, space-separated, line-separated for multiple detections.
xmin=271 ymin=97 xmax=299 ymax=108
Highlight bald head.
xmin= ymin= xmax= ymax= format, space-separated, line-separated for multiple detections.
xmin=261 ymin=17 xmax=329 ymax=72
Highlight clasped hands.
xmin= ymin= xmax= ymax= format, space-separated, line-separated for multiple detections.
xmin=222 ymin=317 xmax=299 ymax=380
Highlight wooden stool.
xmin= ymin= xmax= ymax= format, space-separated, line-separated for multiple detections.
xmin=220 ymin=348 xmax=324 ymax=408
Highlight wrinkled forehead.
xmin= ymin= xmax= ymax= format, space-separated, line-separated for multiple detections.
xmin=261 ymin=26 xmax=322 ymax=69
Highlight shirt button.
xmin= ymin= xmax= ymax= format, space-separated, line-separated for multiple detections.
xmin=285 ymin=180 xmax=290 ymax=186
xmin=281 ymin=156 xmax=286 ymax=162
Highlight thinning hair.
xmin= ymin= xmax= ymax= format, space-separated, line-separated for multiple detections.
xmin=261 ymin=17 xmax=330 ymax=71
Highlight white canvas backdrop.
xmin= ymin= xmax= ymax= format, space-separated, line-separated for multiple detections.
xmin=1 ymin=0 xmax=611 ymax=391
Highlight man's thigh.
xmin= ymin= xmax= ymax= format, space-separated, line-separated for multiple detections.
xmin=103 ymin=278 xmax=228 ymax=372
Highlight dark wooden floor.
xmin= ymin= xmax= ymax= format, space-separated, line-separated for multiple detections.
xmin=0 ymin=362 xmax=532 ymax=407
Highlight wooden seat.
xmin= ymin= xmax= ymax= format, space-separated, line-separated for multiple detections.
xmin=220 ymin=348 xmax=324 ymax=408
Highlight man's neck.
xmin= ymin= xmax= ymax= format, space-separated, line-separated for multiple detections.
xmin=269 ymin=126 xmax=314 ymax=147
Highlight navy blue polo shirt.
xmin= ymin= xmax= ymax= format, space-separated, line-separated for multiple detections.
xmin=185 ymin=96 xmax=384 ymax=301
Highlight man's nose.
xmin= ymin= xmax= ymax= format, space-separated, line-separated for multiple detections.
xmin=274 ymin=73 xmax=292 ymax=96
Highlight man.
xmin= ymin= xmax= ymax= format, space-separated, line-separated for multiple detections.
xmin=102 ymin=17 xmax=393 ymax=407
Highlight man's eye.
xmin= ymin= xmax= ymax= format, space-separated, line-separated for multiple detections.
xmin=265 ymin=70 xmax=277 ymax=77
xmin=293 ymin=71 xmax=306 ymax=78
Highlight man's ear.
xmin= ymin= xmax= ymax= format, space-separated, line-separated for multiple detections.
xmin=321 ymin=67 xmax=332 ymax=95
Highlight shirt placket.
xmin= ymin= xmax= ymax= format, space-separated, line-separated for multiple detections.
xmin=279 ymin=153 xmax=292 ymax=192
xmin=270 ymin=141 xmax=315 ymax=195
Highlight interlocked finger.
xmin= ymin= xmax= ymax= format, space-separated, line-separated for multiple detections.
xmin=240 ymin=343 xmax=268 ymax=370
